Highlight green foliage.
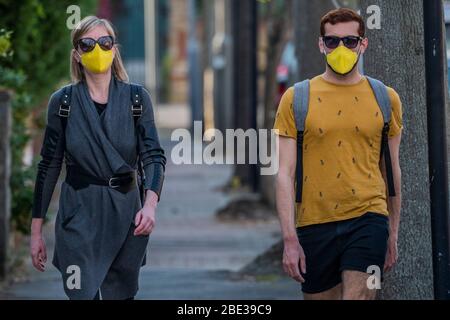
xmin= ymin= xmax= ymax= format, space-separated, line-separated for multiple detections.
xmin=0 ymin=29 xmax=23 ymax=88
xmin=0 ymin=0 xmax=97 ymax=234
xmin=0 ymin=29 xmax=13 ymax=58
xmin=1 ymin=0 xmax=97 ymax=103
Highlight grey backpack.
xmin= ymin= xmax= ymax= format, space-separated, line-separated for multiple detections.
xmin=292 ymin=76 xmax=396 ymax=203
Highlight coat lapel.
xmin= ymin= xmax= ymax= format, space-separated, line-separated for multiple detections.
xmin=72 ymin=77 xmax=133 ymax=177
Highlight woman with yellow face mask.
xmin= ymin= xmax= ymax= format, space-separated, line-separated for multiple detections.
xmin=30 ymin=16 xmax=166 ymax=300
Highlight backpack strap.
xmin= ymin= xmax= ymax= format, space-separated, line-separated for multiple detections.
xmin=58 ymin=85 xmax=72 ymax=133
xmin=130 ymin=84 xmax=145 ymax=204
xmin=130 ymin=84 xmax=144 ymax=137
xmin=366 ymin=76 xmax=391 ymax=124
xmin=366 ymin=76 xmax=396 ymax=197
xmin=131 ymin=84 xmax=143 ymax=119
xmin=293 ymin=80 xmax=310 ymax=203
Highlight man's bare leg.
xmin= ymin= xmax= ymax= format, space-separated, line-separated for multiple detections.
xmin=342 ymin=270 xmax=378 ymax=300
xmin=303 ymin=283 xmax=342 ymax=300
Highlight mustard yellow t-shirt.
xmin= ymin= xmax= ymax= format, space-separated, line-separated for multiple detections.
xmin=274 ymin=75 xmax=403 ymax=227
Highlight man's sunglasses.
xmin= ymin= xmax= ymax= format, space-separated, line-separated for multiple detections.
xmin=322 ymin=36 xmax=363 ymax=49
xmin=77 ymin=36 xmax=115 ymax=53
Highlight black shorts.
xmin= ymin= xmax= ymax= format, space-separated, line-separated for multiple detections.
xmin=296 ymin=212 xmax=389 ymax=294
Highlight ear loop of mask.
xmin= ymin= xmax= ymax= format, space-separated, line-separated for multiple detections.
xmin=75 ymin=50 xmax=83 ymax=63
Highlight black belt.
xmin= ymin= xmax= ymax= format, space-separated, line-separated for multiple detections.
xmin=66 ymin=165 xmax=137 ymax=194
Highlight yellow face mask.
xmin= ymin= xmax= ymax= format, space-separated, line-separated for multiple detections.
xmin=325 ymin=45 xmax=360 ymax=75
xmin=79 ymin=44 xmax=114 ymax=74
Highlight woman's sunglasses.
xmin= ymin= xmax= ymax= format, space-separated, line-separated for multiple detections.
xmin=322 ymin=36 xmax=363 ymax=50
xmin=77 ymin=36 xmax=115 ymax=53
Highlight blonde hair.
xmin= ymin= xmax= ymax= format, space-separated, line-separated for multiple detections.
xmin=70 ymin=16 xmax=129 ymax=83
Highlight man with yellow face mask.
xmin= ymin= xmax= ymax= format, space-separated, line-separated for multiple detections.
xmin=274 ymin=8 xmax=403 ymax=300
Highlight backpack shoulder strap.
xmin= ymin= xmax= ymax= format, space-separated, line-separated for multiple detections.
xmin=58 ymin=85 xmax=72 ymax=133
xmin=293 ymin=79 xmax=310 ymax=203
xmin=366 ymin=76 xmax=391 ymax=124
xmin=293 ymin=80 xmax=310 ymax=132
xmin=130 ymin=83 xmax=146 ymax=204
xmin=130 ymin=83 xmax=143 ymax=122
xmin=366 ymin=76 xmax=396 ymax=197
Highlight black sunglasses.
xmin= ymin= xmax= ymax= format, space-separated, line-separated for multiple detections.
xmin=77 ymin=36 xmax=115 ymax=53
xmin=322 ymin=35 xmax=363 ymax=49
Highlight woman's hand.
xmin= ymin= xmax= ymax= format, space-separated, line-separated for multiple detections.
xmin=134 ymin=205 xmax=156 ymax=236
xmin=30 ymin=218 xmax=47 ymax=272
xmin=31 ymin=235 xmax=47 ymax=272
xmin=30 ymin=219 xmax=47 ymax=272
xmin=134 ymin=190 xmax=159 ymax=236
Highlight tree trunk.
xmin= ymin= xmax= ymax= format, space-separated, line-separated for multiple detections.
xmin=231 ymin=0 xmax=258 ymax=191
xmin=260 ymin=0 xmax=293 ymax=208
xmin=263 ymin=0 xmax=293 ymax=129
xmin=0 ymin=90 xmax=12 ymax=280
xmin=211 ymin=0 xmax=234 ymax=133
xmin=294 ymin=0 xmax=335 ymax=80
xmin=361 ymin=0 xmax=433 ymax=300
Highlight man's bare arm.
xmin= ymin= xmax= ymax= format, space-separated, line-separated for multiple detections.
xmin=276 ymin=136 xmax=306 ymax=282
xmin=380 ymin=133 xmax=402 ymax=237
xmin=276 ymin=136 xmax=298 ymax=242
xmin=380 ymin=132 xmax=402 ymax=272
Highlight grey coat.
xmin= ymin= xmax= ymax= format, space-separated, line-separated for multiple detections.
xmin=32 ymin=76 xmax=166 ymax=300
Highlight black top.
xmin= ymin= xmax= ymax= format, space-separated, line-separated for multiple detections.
xmin=94 ymin=101 xmax=107 ymax=116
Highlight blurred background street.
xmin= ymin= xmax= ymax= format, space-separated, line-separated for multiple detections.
xmin=1 ymin=0 xmax=450 ymax=300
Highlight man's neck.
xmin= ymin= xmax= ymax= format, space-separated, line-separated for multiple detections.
xmin=85 ymin=70 xmax=112 ymax=103
xmin=322 ymin=67 xmax=363 ymax=85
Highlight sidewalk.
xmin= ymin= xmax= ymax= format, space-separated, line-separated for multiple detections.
xmin=0 ymin=105 xmax=302 ymax=300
